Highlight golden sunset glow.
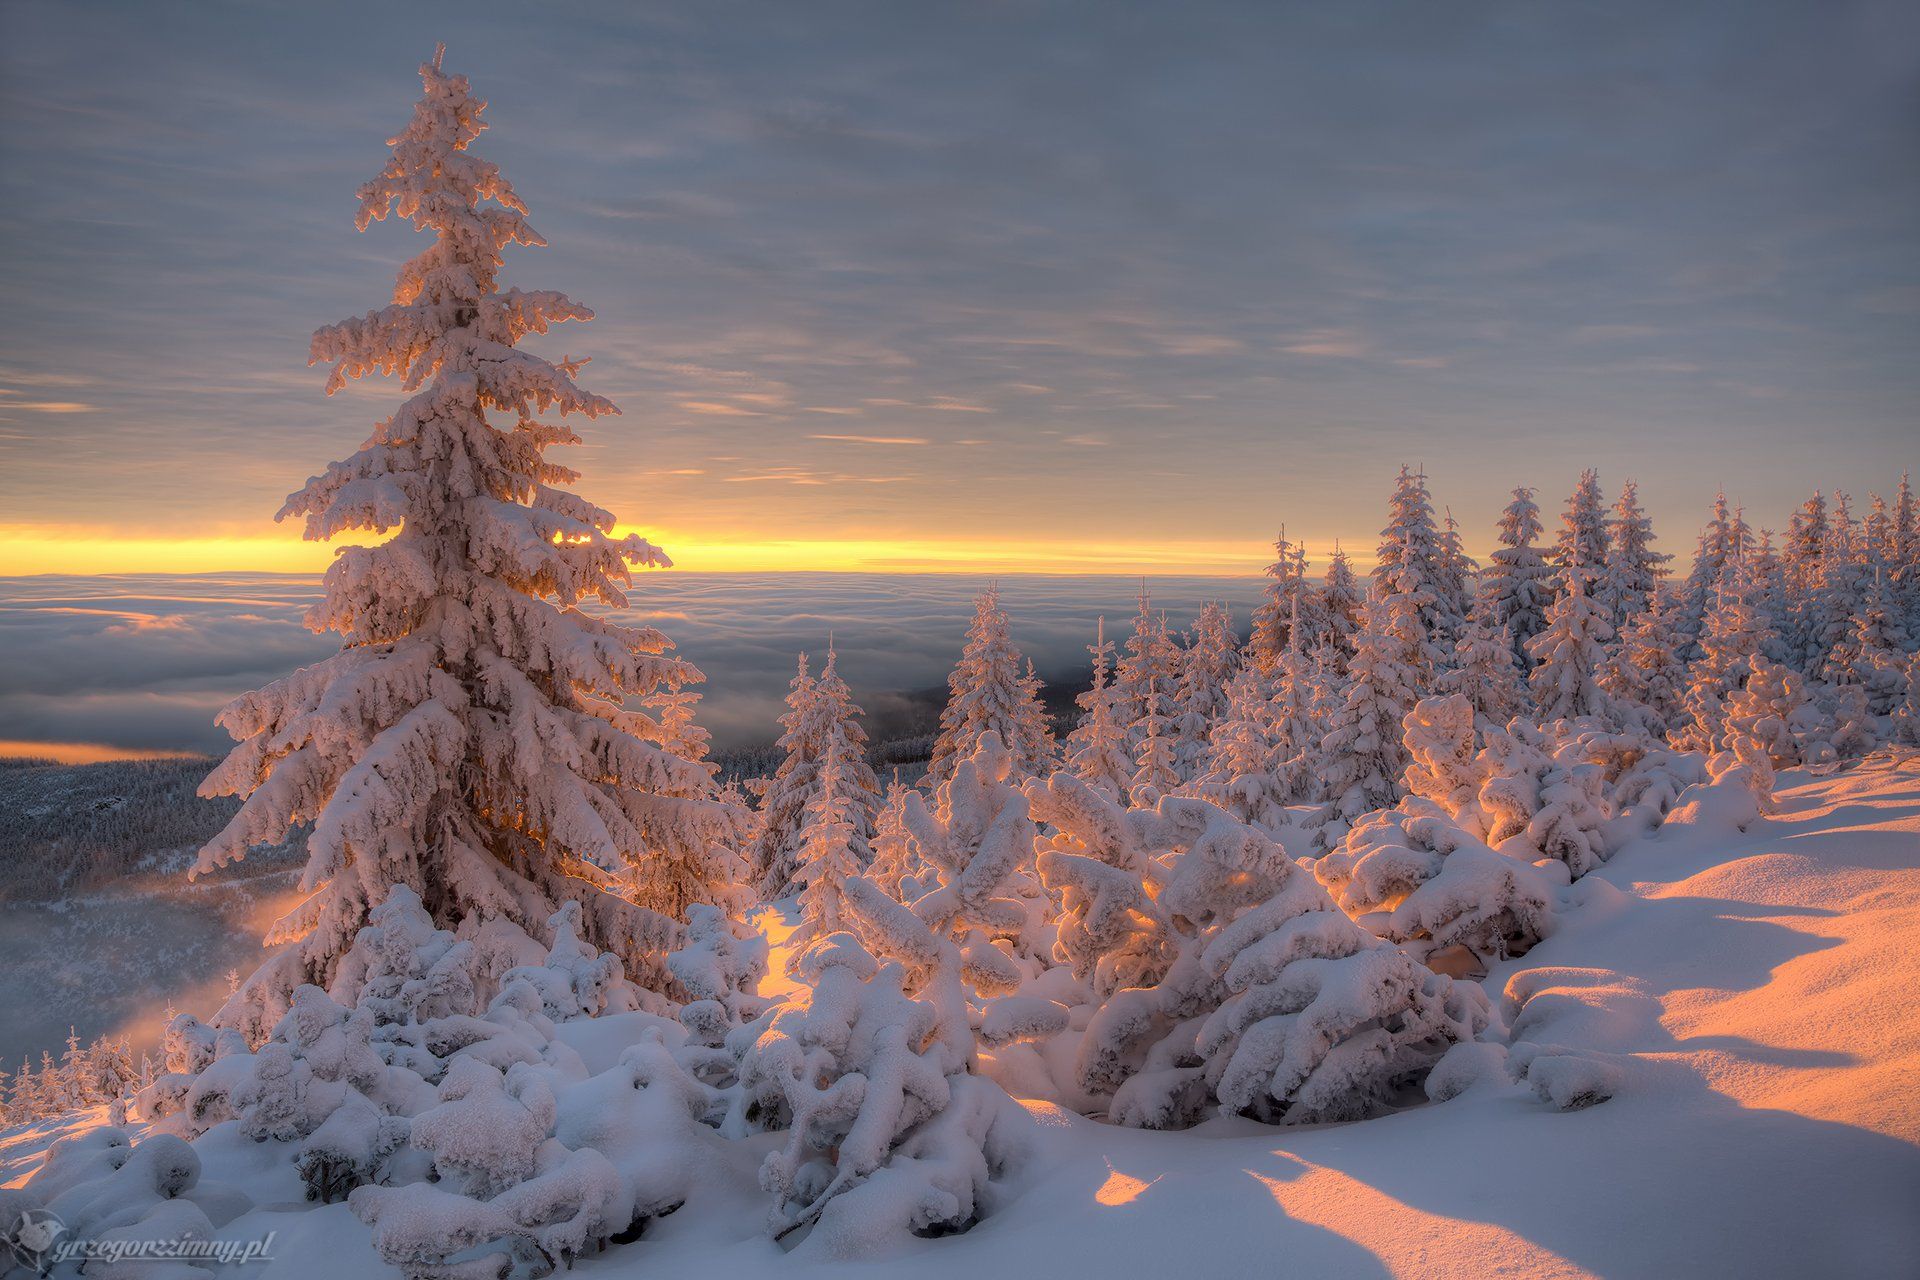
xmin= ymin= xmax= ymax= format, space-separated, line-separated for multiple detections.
xmin=0 ymin=523 xmax=1320 ymax=578
xmin=0 ymin=739 xmax=202 ymax=764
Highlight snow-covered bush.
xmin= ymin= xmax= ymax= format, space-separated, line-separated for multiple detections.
xmin=1476 ymin=721 xmax=1611 ymax=877
xmin=667 ymin=903 xmax=768 ymax=1076
xmin=727 ymin=933 xmax=1017 ymax=1250
xmin=1027 ymin=776 xmax=1488 ymax=1128
xmin=1895 ymin=651 xmax=1920 ymax=746
xmin=1313 ymin=800 xmax=1554 ymax=972
xmin=1723 ymin=655 xmax=1829 ymax=767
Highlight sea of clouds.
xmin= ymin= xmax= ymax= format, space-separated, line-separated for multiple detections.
xmin=0 ymin=573 xmax=1268 ymax=758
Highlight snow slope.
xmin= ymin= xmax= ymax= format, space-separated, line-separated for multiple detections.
xmin=607 ymin=756 xmax=1920 ymax=1279
xmin=5 ymin=758 xmax=1918 ymax=1277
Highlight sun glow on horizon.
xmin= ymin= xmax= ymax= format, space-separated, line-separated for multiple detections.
xmin=0 ymin=524 xmax=1345 ymax=578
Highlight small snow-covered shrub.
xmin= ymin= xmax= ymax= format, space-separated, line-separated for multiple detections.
xmin=728 ymin=932 xmax=1015 ymax=1248
xmin=1723 ymin=656 xmax=1828 ymax=767
xmin=667 ymin=903 xmax=767 ymax=1084
xmin=1314 ymin=801 xmax=1554 ymax=971
xmin=1476 ymin=720 xmax=1610 ymax=877
xmin=1027 ymin=776 xmax=1489 ymax=1129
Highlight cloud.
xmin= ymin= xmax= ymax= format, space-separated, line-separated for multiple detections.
xmin=0 ymin=573 xmax=1269 ymax=756
xmin=678 ymin=401 xmax=768 ymax=417
xmin=809 ymin=434 xmax=930 ymax=445
xmin=0 ymin=368 xmax=93 ymax=387
xmin=0 ymin=400 xmax=96 ymax=413
xmin=1279 ymin=329 xmax=1371 ymax=359
xmin=1570 ymin=324 xmax=1665 ymax=343
xmin=861 ymin=397 xmax=993 ymax=414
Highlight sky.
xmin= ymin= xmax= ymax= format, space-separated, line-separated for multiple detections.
xmin=0 ymin=0 xmax=1916 ymax=577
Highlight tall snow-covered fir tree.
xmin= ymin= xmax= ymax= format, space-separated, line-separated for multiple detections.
xmin=928 ymin=586 xmax=1054 ymax=783
xmin=192 ymin=50 xmax=740 ymax=1011
xmin=1309 ymin=572 xmax=1424 ymax=833
xmin=1440 ymin=611 xmax=1525 ymax=730
xmin=1375 ymin=466 xmax=1469 ymax=669
xmin=1248 ymin=530 xmax=1326 ymax=669
xmin=1478 ymin=485 xmax=1553 ymax=666
xmin=1320 ymin=542 xmax=1366 ymax=664
xmin=750 ymin=647 xmax=881 ymax=898
xmin=791 ymin=746 xmax=865 ymax=945
xmin=1129 ymin=675 xmax=1182 ymax=804
xmin=1674 ymin=564 xmax=1778 ymax=754
xmin=1598 ymin=479 xmax=1668 ymax=628
xmin=1111 ymin=586 xmax=1183 ymax=749
xmin=1553 ymin=469 xmax=1612 ymax=597
xmin=1526 ymin=561 xmax=1615 ymax=723
xmin=1679 ymin=490 xmax=1751 ymax=655
xmin=1062 ymin=618 xmax=1135 ymax=800
xmin=1600 ymin=594 xmax=1689 ymax=733
xmin=1171 ymin=600 xmax=1240 ymax=781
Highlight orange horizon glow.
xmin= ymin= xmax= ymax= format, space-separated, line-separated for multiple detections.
xmin=0 ymin=524 xmax=1373 ymax=578
xmin=0 ymin=739 xmax=207 ymax=765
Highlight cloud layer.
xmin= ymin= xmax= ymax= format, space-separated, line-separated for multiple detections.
xmin=0 ymin=572 xmax=1266 ymax=757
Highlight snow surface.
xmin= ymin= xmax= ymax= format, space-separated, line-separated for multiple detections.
xmin=5 ymin=758 xmax=1918 ymax=1276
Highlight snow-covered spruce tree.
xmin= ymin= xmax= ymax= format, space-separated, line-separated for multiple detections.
xmin=1892 ymin=471 xmax=1919 ymax=629
xmin=1375 ymin=465 xmax=1469 ymax=664
xmin=929 ymin=586 xmax=1054 ymax=784
xmin=751 ymin=647 xmax=880 ymax=898
xmin=866 ymin=777 xmax=931 ymax=902
xmin=1599 ymin=479 xmax=1669 ymax=628
xmin=1553 ymin=469 xmax=1611 ymax=598
xmin=1673 ymin=568 xmax=1778 ymax=755
xmin=1171 ymin=601 xmax=1240 ymax=782
xmin=1026 ymin=777 xmax=1489 ymax=1128
xmin=1826 ymin=568 xmax=1911 ymax=714
xmin=1268 ymin=631 xmax=1329 ymax=797
xmin=1526 ymin=563 xmax=1615 ymax=723
xmin=1479 ymin=485 xmax=1554 ymax=666
xmin=882 ymin=731 xmax=1052 ymax=1011
xmin=1779 ymin=488 xmax=1830 ymax=669
xmin=1439 ymin=610 xmax=1525 ymax=730
xmin=1436 ymin=507 xmax=1480 ymax=638
xmin=1807 ymin=494 xmax=1867 ymax=679
xmin=1112 ymin=586 xmax=1183 ymax=751
xmin=1192 ymin=665 xmax=1291 ymax=830
xmin=1678 ymin=490 xmax=1750 ymax=656
xmin=730 ymin=734 xmax=1042 ymax=1245
xmin=747 ymin=655 xmax=819 ymax=894
xmin=1599 ymin=594 xmax=1689 ymax=735
xmin=1129 ymin=676 xmax=1183 ymax=805
xmin=728 ymin=931 xmax=1018 ymax=1249
xmin=193 ymin=50 xmax=739 ymax=1015
xmin=1248 ymin=531 xmax=1327 ymax=670
xmin=1320 ymin=543 xmax=1366 ymax=666
xmin=1400 ymin=693 xmax=1485 ymax=819
xmin=791 ymin=746 xmax=868 ymax=946
xmin=1063 ymin=619 xmax=1136 ymax=801
xmin=1308 ymin=578 xmax=1424 ymax=834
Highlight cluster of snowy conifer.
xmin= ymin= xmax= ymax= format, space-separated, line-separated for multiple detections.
xmin=1 ymin=1030 xmax=142 ymax=1126
xmin=16 ymin=49 xmax=1920 ymax=1273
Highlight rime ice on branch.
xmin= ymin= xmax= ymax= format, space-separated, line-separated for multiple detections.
xmin=193 ymin=48 xmax=740 ymax=1018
